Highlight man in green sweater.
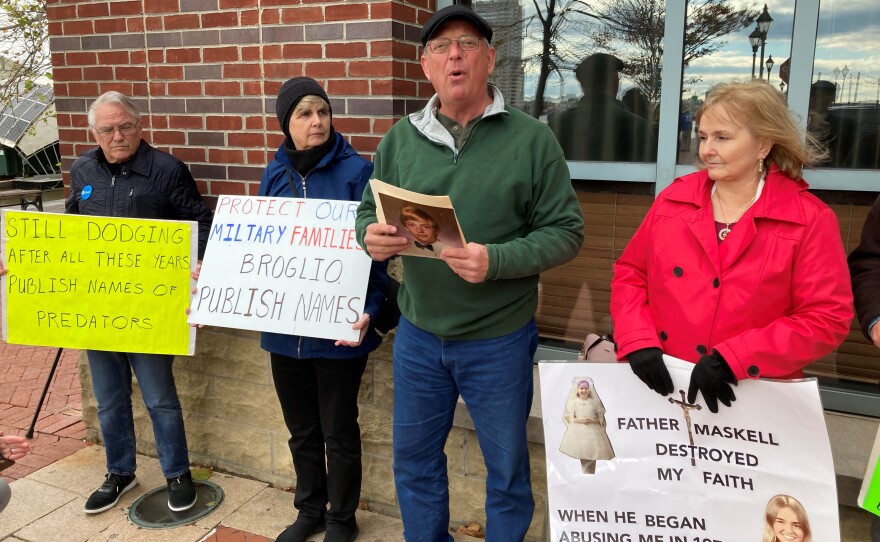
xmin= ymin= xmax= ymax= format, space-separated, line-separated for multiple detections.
xmin=355 ymin=6 xmax=584 ymax=542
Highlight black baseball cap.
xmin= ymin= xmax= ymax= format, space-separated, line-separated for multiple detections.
xmin=575 ymin=53 xmax=624 ymax=80
xmin=810 ymin=80 xmax=836 ymax=95
xmin=420 ymin=5 xmax=493 ymax=45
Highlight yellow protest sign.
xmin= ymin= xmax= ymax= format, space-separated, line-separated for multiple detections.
xmin=1 ymin=210 xmax=197 ymax=355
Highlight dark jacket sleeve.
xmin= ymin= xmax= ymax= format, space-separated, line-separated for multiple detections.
xmin=65 ymin=190 xmax=80 ymax=214
xmin=849 ymin=194 xmax=880 ymax=339
xmin=65 ymin=157 xmax=88 ymax=214
xmin=351 ymin=159 xmax=387 ymax=320
xmin=167 ymin=162 xmax=213 ymax=259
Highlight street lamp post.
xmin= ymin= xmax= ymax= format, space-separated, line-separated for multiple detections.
xmin=749 ymin=29 xmax=762 ymax=78
xmin=765 ymin=55 xmax=774 ymax=82
xmin=756 ymin=4 xmax=773 ymax=79
xmin=854 ymin=72 xmax=861 ymax=102
xmin=841 ymin=65 xmax=849 ymax=103
xmin=833 ymin=67 xmax=841 ymax=100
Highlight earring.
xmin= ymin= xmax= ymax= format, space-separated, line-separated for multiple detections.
xmin=758 ymin=158 xmax=765 ymax=175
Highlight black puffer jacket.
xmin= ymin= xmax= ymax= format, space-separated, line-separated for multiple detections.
xmin=66 ymin=141 xmax=213 ymax=258
xmin=850 ymin=194 xmax=880 ymax=339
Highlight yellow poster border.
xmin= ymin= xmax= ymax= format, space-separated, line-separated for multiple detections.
xmin=1 ymin=210 xmax=197 ymax=356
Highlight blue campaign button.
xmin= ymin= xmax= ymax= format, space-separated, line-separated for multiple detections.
xmin=82 ymin=185 xmax=93 ymax=200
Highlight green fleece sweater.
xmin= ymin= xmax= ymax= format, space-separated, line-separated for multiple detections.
xmin=356 ymin=90 xmax=584 ymax=340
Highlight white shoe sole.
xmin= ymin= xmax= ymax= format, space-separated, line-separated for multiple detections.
xmin=167 ymin=492 xmax=197 ymax=512
xmin=83 ymin=477 xmax=138 ymax=514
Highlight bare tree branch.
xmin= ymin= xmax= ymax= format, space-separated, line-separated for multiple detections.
xmin=0 ymin=0 xmax=51 ymax=105
xmin=523 ymin=0 xmax=757 ymax=115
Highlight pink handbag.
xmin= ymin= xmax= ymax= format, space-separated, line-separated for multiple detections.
xmin=578 ymin=333 xmax=617 ymax=362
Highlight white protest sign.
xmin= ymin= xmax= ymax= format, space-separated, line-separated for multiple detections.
xmin=188 ymin=195 xmax=372 ymax=341
xmin=539 ymin=357 xmax=839 ymax=542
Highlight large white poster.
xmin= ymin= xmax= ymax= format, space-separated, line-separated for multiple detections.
xmin=539 ymin=357 xmax=839 ymax=542
xmin=188 ymin=195 xmax=372 ymax=341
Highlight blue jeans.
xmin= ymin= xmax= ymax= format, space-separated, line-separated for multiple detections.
xmin=392 ymin=317 xmax=538 ymax=542
xmin=86 ymin=350 xmax=190 ymax=479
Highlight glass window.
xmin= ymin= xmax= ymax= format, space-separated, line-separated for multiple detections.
xmin=474 ymin=0 xmax=660 ymax=163
xmin=812 ymin=0 xmax=880 ymax=169
xmin=467 ymin=0 xmax=880 ymax=412
xmin=677 ymin=1 xmax=794 ymax=165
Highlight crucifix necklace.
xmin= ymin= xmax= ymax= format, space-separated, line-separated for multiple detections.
xmin=714 ymin=190 xmax=756 ymax=241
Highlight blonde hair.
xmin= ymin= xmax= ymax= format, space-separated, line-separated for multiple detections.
xmin=695 ymin=80 xmax=825 ymax=179
xmin=399 ymin=206 xmax=438 ymax=231
xmin=762 ymin=494 xmax=812 ymax=542
xmin=292 ymin=95 xmax=330 ymax=117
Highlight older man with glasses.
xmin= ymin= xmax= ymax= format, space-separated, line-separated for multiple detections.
xmin=356 ymin=6 xmax=583 ymax=542
xmin=65 ymin=91 xmax=213 ymax=515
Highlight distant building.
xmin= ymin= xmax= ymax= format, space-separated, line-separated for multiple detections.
xmin=475 ymin=0 xmax=525 ymax=111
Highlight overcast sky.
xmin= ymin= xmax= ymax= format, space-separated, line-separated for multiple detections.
xmin=498 ymin=0 xmax=879 ymax=104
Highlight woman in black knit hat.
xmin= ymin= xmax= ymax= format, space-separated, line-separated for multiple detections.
xmin=259 ymin=76 xmax=389 ymax=542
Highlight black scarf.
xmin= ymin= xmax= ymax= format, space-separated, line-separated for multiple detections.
xmin=282 ymin=127 xmax=336 ymax=176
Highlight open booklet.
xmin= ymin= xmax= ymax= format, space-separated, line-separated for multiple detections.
xmin=370 ymin=179 xmax=467 ymax=259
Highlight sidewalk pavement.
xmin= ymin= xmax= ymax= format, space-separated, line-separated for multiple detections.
xmin=0 ymin=334 xmax=480 ymax=541
xmin=3 ymin=199 xmax=470 ymax=541
xmin=2 ymin=444 xmax=473 ymax=542
xmin=0 ymin=343 xmax=86 ymax=482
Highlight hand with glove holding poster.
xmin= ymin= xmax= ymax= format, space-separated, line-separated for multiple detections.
xmin=539 ymin=357 xmax=839 ymax=542
xmin=611 ymin=80 xmax=852 ymax=413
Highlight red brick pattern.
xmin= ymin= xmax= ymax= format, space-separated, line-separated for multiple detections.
xmin=47 ymin=1 xmax=433 ymax=207
xmin=202 ymin=526 xmax=274 ymax=542
xmin=0 ymin=340 xmax=86 ymax=481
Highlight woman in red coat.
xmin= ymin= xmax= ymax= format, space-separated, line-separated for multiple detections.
xmin=610 ymin=80 xmax=853 ymax=412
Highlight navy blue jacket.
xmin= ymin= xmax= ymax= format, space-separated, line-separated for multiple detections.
xmin=66 ymin=141 xmax=213 ymax=258
xmin=258 ymin=132 xmax=386 ymax=359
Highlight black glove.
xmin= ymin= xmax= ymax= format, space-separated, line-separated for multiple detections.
xmin=687 ymin=350 xmax=738 ymax=413
xmin=627 ymin=347 xmax=674 ymax=396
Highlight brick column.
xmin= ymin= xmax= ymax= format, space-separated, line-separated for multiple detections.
xmin=47 ymin=0 xmax=434 ymax=204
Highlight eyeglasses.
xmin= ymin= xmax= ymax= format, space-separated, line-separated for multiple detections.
xmin=426 ymin=36 xmax=483 ymax=55
xmin=94 ymin=122 xmax=140 ymax=138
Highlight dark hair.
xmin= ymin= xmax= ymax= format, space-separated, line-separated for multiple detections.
xmin=575 ymin=53 xmax=623 ymax=91
xmin=622 ymin=88 xmax=650 ymax=119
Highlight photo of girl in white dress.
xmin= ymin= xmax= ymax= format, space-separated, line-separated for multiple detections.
xmin=559 ymin=377 xmax=615 ymax=474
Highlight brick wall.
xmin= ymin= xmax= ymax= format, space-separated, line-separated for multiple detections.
xmin=47 ymin=0 xmax=436 ymax=206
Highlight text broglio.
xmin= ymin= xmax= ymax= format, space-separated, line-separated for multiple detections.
xmin=190 ymin=195 xmax=372 ymax=341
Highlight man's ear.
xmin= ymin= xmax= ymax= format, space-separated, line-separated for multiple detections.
xmin=420 ymin=53 xmax=433 ymax=84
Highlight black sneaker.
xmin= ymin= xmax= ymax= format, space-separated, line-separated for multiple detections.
xmin=167 ymin=471 xmax=197 ymax=512
xmin=83 ymin=473 xmax=138 ymax=514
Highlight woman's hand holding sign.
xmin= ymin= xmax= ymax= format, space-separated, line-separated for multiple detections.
xmin=185 ymin=260 xmax=205 ymax=328
xmin=335 ymin=313 xmax=371 ymax=347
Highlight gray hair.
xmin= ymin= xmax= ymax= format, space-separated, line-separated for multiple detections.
xmin=87 ymin=91 xmax=141 ymax=128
